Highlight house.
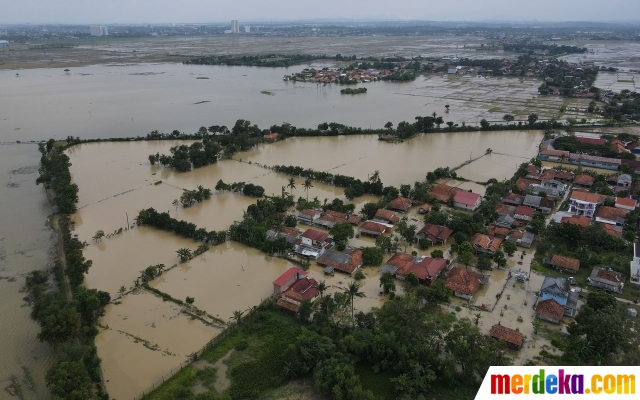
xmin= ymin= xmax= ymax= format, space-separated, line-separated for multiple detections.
xmin=317 ymin=247 xmax=363 ymax=275
xmin=601 ymin=223 xmax=623 ymax=238
xmin=560 ymin=214 xmax=591 ymax=228
xmin=576 ymin=137 xmax=606 ymax=146
xmin=568 ymin=191 xmax=607 ymax=218
xmin=266 ymin=227 xmax=301 ymax=246
xmin=515 ymin=178 xmax=541 ymax=192
xmin=588 ymin=267 xmax=625 ymax=293
xmin=523 ymin=195 xmax=554 ymax=214
xmin=374 ymin=209 xmax=400 ymax=225
xmin=470 ymin=233 xmax=503 ymax=255
xmin=297 ymin=209 xmax=320 ymax=225
xmin=445 ymin=267 xmax=486 ymax=301
xmin=358 ymin=221 xmax=387 ymax=237
xmin=537 ymin=276 xmax=579 ymax=317
xmin=417 ymin=204 xmax=431 ymax=214
xmin=535 ymin=299 xmax=566 ymax=324
xmin=389 ymin=197 xmax=414 ymax=213
xmin=595 ymin=206 xmax=627 ymax=226
xmin=516 ymin=231 xmax=535 ymax=248
xmin=383 ymin=253 xmax=447 ymax=285
xmin=501 ymin=193 xmax=524 ymax=206
xmin=615 ymin=197 xmax=637 ymax=212
xmin=273 ymin=268 xmax=319 ymax=313
xmin=617 ymin=174 xmax=632 ymax=188
xmin=314 ymin=210 xmax=361 ymax=229
xmin=294 ymin=229 xmax=332 ymax=259
xmin=573 ymin=174 xmax=595 ymax=187
xmin=630 ymin=242 xmax=640 ymax=285
xmin=495 ymin=214 xmax=515 ymax=228
xmin=453 ymin=191 xmax=482 ymax=211
xmin=549 ymin=254 xmax=580 ymax=273
xmin=489 ymin=324 xmax=524 ymax=350
xmin=627 ymin=141 xmax=640 ymax=154
xmin=263 ymin=132 xmax=279 ymax=142
xmin=495 ymin=204 xmax=516 ymax=216
xmin=611 ymin=139 xmax=627 ymax=154
xmin=528 ymin=180 xmax=566 ymax=197
xmin=415 ymin=224 xmax=453 ymax=245
xmin=514 ymin=205 xmax=535 ymax=222
xmin=428 ymin=183 xmax=460 ymax=202
xmin=488 ymin=224 xmax=510 ymax=239
xmin=538 ymin=148 xmax=570 ymax=161
xmin=550 ymin=169 xmax=574 ymax=182
xmin=568 ymin=153 xmax=621 ymax=170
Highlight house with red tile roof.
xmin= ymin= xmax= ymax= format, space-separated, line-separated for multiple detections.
xmin=297 ymin=209 xmax=320 ymax=225
xmin=445 ymin=267 xmax=486 ymax=300
xmin=294 ymin=229 xmax=332 ymax=259
xmin=569 ymin=190 xmax=608 ymax=218
xmin=358 ymin=221 xmax=387 ymax=237
xmin=263 ymin=132 xmax=279 ymax=142
xmin=389 ymin=197 xmax=415 ymax=213
xmin=317 ymin=247 xmax=363 ymax=275
xmin=595 ymin=206 xmax=627 ymax=226
xmin=374 ymin=209 xmax=400 ymax=224
xmin=274 ymin=268 xmax=319 ymax=313
xmin=488 ymin=224 xmax=510 ymax=238
xmin=601 ymin=223 xmax=623 ymax=238
xmin=490 ymin=324 xmax=524 ymax=349
xmin=501 ymin=193 xmax=524 ymax=206
xmin=470 ymin=233 xmax=503 ymax=255
xmin=428 ymin=183 xmax=460 ymax=202
xmin=453 ymin=191 xmax=482 ymax=211
xmin=549 ymin=255 xmax=580 ymax=273
xmin=611 ymin=139 xmax=627 ymax=154
xmin=560 ymin=214 xmax=591 ymax=229
xmin=536 ymin=298 xmax=566 ymax=324
xmin=273 ymin=267 xmax=308 ymax=297
xmin=514 ymin=205 xmax=535 ymax=222
xmin=615 ymin=197 xmax=637 ymax=212
xmin=515 ymin=178 xmax=541 ymax=192
xmin=415 ymin=224 xmax=453 ymax=245
xmin=573 ymin=174 xmax=595 ymax=187
xmin=417 ymin=204 xmax=431 ymax=214
xmin=588 ymin=267 xmax=625 ymax=293
xmin=382 ymin=253 xmax=447 ymax=285
xmin=495 ymin=204 xmax=516 ymax=216
xmin=576 ymin=137 xmax=606 ymax=146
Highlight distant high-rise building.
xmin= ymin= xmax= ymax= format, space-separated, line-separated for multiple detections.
xmin=231 ymin=20 xmax=239 ymax=33
xmin=244 ymin=26 xmax=250 ymax=33
xmin=90 ymin=26 xmax=108 ymax=36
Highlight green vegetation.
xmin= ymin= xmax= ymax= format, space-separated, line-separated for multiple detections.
xmin=136 ymin=208 xmax=228 ymax=245
xmin=260 ymin=90 xmax=275 ymax=96
xmin=145 ymin=294 xmax=510 ymax=400
xmin=552 ymin=135 xmax=635 ymax=160
xmin=215 ymin=179 xmax=265 ymax=197
xmin=36 ymin=139 xmax=79 ymax=214
xmin=185 ymin=54 xmax=322 ymax=67
xmin=180 ymin=185 xmax=213 ymax=207
xmin=340 ymin=87 xmax=367 ymax=95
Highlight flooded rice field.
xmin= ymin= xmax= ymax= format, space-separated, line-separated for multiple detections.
xmin=0 ymin=144 xmax=54 ymax=399
xmin=1 ymin=63 xmax=553 ymax=144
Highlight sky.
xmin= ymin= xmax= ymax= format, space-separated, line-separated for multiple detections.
xmin=1 ymin=0 xmax=639 ymax=24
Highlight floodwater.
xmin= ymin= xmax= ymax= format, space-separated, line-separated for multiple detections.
xmin=0 ymin=63 xmax=550 ymax=143
xmin=0 ymin=144 xmax=54 ymax=399
xmin=239 ymin=130 xmax=544 ymax=185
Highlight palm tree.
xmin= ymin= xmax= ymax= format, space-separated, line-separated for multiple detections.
xmin=345 ymin=281 xmax=365 ymax=323
xmin=369 ymin=170 xmax=380 ymax=184
xmin=176 ymin=248 xmax=192 ymax=262
xmin=317 ymin=280 xmax=327 ymax=299
xmin=273 ymin=217 xmax=284 ymax=234
xmin=281 ymin=185 xmax=289 ymax=198
xmin=473 ymin=312 xmax=482 ymax=326
xmin=303 ymin=178 xmax=313 ymax=201
xmin=287 ymin=177 xmax=296 ymax=195
xmin=119 ymin=286 xmax=126 ymax=297
xmin=231 ymin=310 xmax=243 ymax=325
xmin=172 ymin=199 xmax=179 ymax=211
xmin=532 ymin=317 xmax=542 ymax=334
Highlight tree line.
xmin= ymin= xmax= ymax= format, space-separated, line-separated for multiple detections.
xmin=136 ymin=208 xmax=228 ymax=245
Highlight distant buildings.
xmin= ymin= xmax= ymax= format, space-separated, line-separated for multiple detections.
xmin=245 ymin=25 xmax=250 ymax=33
xmin=90 ymin=26 xmax=108 ymax=36
xmin=231 ymin=20 xmax=239 ymax=34
xmin=0 ymin=40 xmax=9 ymax=47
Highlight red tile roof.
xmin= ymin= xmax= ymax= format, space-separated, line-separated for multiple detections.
xmin=596 ymin=206 xmax=627 ymax=222
xmin=577 ymin=137 xmax=606 ymax=146
xmin=488 ymin=224 xmax=510 ymax=238
xmin=358 ymin=221 xmax=387 ymax=234
xmin=515 ymin=178 xmax=540 ymax=191
xmin=470 ymin=233 xmax=503 ymax=253
xmin=536 ymin=298 xmax=565 ymax=322
xmin=273 ymin=267 xmax=306 ymax=286
xmin=570 ymin=190 xmax=607 ymax=204
xmin=389 ymin=197 xmax=414 ymax=212
xmin=263 ymin=132 xmax=279 ymax=141
xmin=317 ymin=248 xmax=363 ymax=274
xmin=418 ymin=203 xmax=432 ymax=212
xmin=560 ymin=215 xmax=591 ymax=228
xmin=386 ymin=253 xmax=447 ymax=281
xmin=515 ymin=205 xmax=535 ymax=218
xmin=601 ymin=223 xmax=623 ymax=238
xmin=454 ymin=191 xmax=482 ymax=206
xmin=550 ymin=255 xmax=580 ymax=272
xmin=490 ymin=324 xmax=524 ymax=347
xmin=445 ymin=267 xmax=484 ymax=296
xmin=375 ymin=209 xmax=400 ymax=224
xmin=428 ymin=183 xmax=460 ymax=202
xmin=281 ymin=277 xmax=319 ymax=302
xmin=616 ymin=197 xmax=637 ymax=209
xmin=495 ymin=204 xmax=515 ymax=215
xmin=417 ymin=224 xmax=454 ymax=243
xmin=301 ymin=229 xmax=329 ymax=242
xmin=574 ymin=174 xmax=595 ymax=186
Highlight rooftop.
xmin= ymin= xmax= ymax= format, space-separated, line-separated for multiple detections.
xmin=515 ymin=205 xmax=535 ymax=217
xmin=273 ymin=267 xmax=306 ymax=286
xmin=301 ymin=229 xmax=329 ymax=242
xmin=445 ymin=267 xmax=484 ymax=296
xmin=317 ymin=248 xmax=363 ymax=274
xmin=574 ymin=174 xmax=595 ymax=185
xmin=570 ymin=190 xmax=607 ymax=204
xmin=536 ymin=298 xmax=566 ymax=322
xmin=560 ymin=214 xmax=591 ymax=228
xmin=590 ymin=267 xmax=625 ymax=285
xmin=375 ymin=209 xmax=400 ymax=224
xmin=489 ymin=324 xmax=524 ymax=347
xmin=453 ymin=190 xmax=482 ymax=206
xmin=596 ymin=206 xmax=627 ymax=222
xmin=550 ymin=255 xmax=580 ymax=272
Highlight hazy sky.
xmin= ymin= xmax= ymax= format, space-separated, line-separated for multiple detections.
xmin=2 ymin=0 xmax=639 ymax=24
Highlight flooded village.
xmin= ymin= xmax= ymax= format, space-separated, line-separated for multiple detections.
xmin=2 ymin=22 xmax=640 ymax=400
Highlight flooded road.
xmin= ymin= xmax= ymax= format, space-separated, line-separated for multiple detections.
xmin=0 ymin=144 xmax=54 ymax=399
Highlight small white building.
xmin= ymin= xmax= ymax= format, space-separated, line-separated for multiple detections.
xmin=453 ymin=191 xmax=482 ymax=211
xmin=631 ymin=243 xmax=640 ymax=286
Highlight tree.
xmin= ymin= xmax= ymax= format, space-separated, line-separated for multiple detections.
xmin=360 ymin=202 xmax=379 ymax=220
xmin=384 ymin=121 xmax=393 ymax=130
xmin=92 ymin=230 xmax=105 ymax=242
xmin=405 ymin=272 xmax=420 ymax=287
xmin=303 ymin=178 xmax=314 ymax=201
xmin=176 ymin=248 xmax=192 ymax=262
xmin=494 ymin=250 xmax=507 ymax=268
xmin=431 ymin=249 xmax=444 ymax=258
xmin=424 ymin=280 xmax=450 ymax=303
xmin=362 ymin=247 xmax=384 ymax=266
xmin=396 ymin=217 xmax=417 ymax=252
xmin=457 ymin=241 xmax=474 ymax=267
xmin=172 ymin=199 xmax=179 ymax=210
xmin=473 ymin=312 xmax=482 ymax=326
xmin=503 ymin=240 xmax=517 ymax=257
xmin=480 ymin=119 xmax=491 ymax=130
xmin=298 ymin=299 xmax=313 ymax=322
xmin=119 ymin=286 xmax=126 ymax=297
xmin=379 ymin=272 xmax=396 ymax=294
xmin=231 ymin=310 xmax=243 ymax=325
xmin=287 ymin=177 xmax=296 ymax=195
xmin=476 ymin=254 xmax=493 ymax=271
xmin=527 ymin=113 xmax=538 ymax=127
xmin=284 ymin=215 xmax=297 ymax=227
xmin=503 ymin=114 xmax=515 ymax=123
xmin=317 ymin=280 xmax=327 ymax=299
xmin=329 ymin=223 xmax=354 ymax=251
xmin=185 ymin=296 xmax=195 ymax=305
xmin=345 ymin=281 xmax=365 ymax=323
xmin=37 ymin=305 xmax=82 ymax=346
xmin=418 ymin=238 xmax=430 ymax=250
xmin=46 ymin=358 xmax=93 ymax=400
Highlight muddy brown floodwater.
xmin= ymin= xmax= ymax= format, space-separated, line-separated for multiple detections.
xmin=64 ymin=127 xmax=544 ymax=398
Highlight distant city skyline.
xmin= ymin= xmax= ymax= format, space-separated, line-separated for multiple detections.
xmin=1 ymin=0 xmax=639 ymax=24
